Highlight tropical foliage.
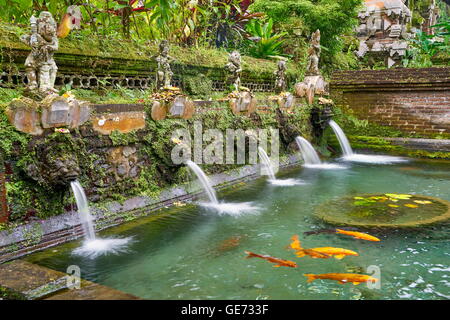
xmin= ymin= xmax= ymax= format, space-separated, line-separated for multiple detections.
xmin=403 ymin=19 xmax=450 ymax=67
xmin=244 ymin=18 xmax=287 ymax=59
xmin=248 ymin=0 xmax=363 ymax=63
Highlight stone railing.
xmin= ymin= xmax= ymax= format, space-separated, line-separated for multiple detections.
xmin=0 ymin=47 xmax=293 ymax=92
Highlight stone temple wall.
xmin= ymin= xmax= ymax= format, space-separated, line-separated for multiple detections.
xmin=330 ymin=67 xmax=450 ymax=137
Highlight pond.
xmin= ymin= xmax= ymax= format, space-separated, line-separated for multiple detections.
xmin=26 ymin=158 xmax=450 ymax=300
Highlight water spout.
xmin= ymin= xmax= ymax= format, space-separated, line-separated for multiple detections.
xmin=70 ymin=180 xmax=131 ymax=259
xmin=185 ymin=160 xmax=259 ymax=216
xmin=329 ymin=120 xmax=353 ymax=156
xmin=258 ymin=147 xmax=276 ymax=180
xmin=70 ymin=180 xmax=96 ymax=241
xmin=295 ymin=136 xmax=347 ymax=170
xmin=186 ymin=160 xmax=218 ymax=204
xmin=258 ymin=146 xmax=307 ymax=185
xmin=295 ymin=137 xmax=322 ymax=165
xmin=328 ymin=120 xmax=407 ymax=164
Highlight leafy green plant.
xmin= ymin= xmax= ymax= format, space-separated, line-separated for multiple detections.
xmin=249 ymin=0 xmax=363 ymax=64
xmin=245 ymin=18 xmax=287 ymax=59
xmin=403 ymin=20 xmax=450 ymax=68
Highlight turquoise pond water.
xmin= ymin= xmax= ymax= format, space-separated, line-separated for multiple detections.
xmin=27 ymin=158 xmax=450 ymax=300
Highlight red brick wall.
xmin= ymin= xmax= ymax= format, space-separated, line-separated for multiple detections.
xmin=330 ymin=67 xmax=450 ymax=136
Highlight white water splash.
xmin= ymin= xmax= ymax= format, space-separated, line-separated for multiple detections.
xmin=303 ymin=163 xmax=347 ymax=169
xmin=269 ymin=178 xmax=306 ymax=186
xmin=70 ymin=180 xmax=132 ymax=259
xmin=329 ymin=121 xmax=408 ymax=164
xmin=73 ymin=237 xmax=132 ymax=259
xmin=199 ymin=201 xmax=260 ymax=217
xmin=342 ymin=154 xmax=408 ymax=164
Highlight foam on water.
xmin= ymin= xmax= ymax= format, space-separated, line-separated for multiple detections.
xmin=73 ymin=237 xmax=133 ymax=259
xmin=269 ymin=178 xmax=306 ymax=186
xmin=303 ymin=163 xmax=348 ymax=170
xmin=199 ymin=201 xmax=260 ymax=217
xmin=342 ymin=154 xmax=408 ymax=164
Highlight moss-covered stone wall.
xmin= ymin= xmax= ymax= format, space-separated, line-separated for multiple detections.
xmin=0 ymin=22 xmax=301 ymax=93
xmin=1 ymin=98 xmax=321 ymax=224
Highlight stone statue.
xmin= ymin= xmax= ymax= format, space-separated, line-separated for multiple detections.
xmin=20 ymin=11 xmax=59 ymax=95
xmin=274 ymin=60 xmax=287 ymax=93
xmin=306 ymin=30 xmax=321 ymax=76
xmin=155 ymin=40 xmax=174 ymax=90
xmin=294 ymin=29 xmax=328 ymax=105
xmin=225 ymin=50 xmax=242 ymax=91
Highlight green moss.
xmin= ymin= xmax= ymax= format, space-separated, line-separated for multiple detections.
xmin=183 ymin=74 xmax=213 ymax=99
xmin=109 ymin=130 xmax=140 ymax=146
xmin=327 ymin=133 xmax=450 ymax=160
xmin=0 ymin=286 xmax=26 ymax=300
xmin=0 ymin=21 xmax=300 ymax=80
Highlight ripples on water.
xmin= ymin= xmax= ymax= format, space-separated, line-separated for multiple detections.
xmin=27 ymin=159 xmax=450 ymax=300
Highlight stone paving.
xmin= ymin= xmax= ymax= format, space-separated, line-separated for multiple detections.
xmin=0 ymin=259 xmax=139 ymax=300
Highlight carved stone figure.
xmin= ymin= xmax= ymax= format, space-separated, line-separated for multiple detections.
xmin=20 ymin=11 xmax=59 ymax=95
xmin=354 ymin=0 xmax=412 ymax=67
xmin=294 ymin=29 xmax=329 ymax=105
xmin=225 ymin=50 xmax=242 ymax=91
xmin=155 ymin=40 xmax=174 ymax=90
xmin=305 ymin=30 xmax=321 ymax=76
xmin=274 ymin=60 xmax=287 ymax=93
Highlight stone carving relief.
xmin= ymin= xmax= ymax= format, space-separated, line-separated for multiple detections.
xmin=355 ymin=0 xmax=412 ymax=68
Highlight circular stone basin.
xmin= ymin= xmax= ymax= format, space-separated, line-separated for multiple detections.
xmin=315 ymin=193 xmax=450 ymax=228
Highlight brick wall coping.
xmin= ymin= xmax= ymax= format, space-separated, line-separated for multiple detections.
xmin=331 ymin=67 xmax=450 ymax=91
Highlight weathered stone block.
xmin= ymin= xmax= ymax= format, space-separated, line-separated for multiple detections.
xmin=151 ymin=95 xmax=195 ymax=121
xmin=5 ymin=97 xmax=43 ymax=135
xmin=168 ymin=96 xmax=195 ymax=119
xmin=294 ymin=75 xmax=329 ymax=105
xmin=229 ymin=91 xmax=257 ymax=116
xmin=41 ymin=94 xmax=71 ymax=128
xmin=151 ymin=101 xmax=167 ymax=121
xmin=92 ymin=111 xmax=146 ymax=135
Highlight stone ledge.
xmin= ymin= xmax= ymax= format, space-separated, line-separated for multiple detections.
xmin=330 ymin=67 xmax=450 ymax=91
xmin=0 ymin=260 xmax=139 ymax=300
xmin=384 ymin=137 xmax=450 ymax=153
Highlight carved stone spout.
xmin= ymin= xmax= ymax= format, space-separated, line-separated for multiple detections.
xmin=25 ymin=135 xmax=82 ymax=188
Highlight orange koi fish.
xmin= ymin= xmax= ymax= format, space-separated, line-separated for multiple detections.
xmin=305 ymin=247 xmax=359 ymax=260
xmin=304 ymin=228 xmax=380 ymax=242
xmin=304 ymin=273 xmax=378 ymax=285
xmin=335 ymin=229 xmax=380 ymax=242
xmin=217 ymin=236 xmax=242 ymax=253
xmin=288 ymin=235 xmax=331 ymax=259
xmin=244 ymin=251 xmax=298 ymax=268
xmin=289 ymin=235 xmax=358 ymax=260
